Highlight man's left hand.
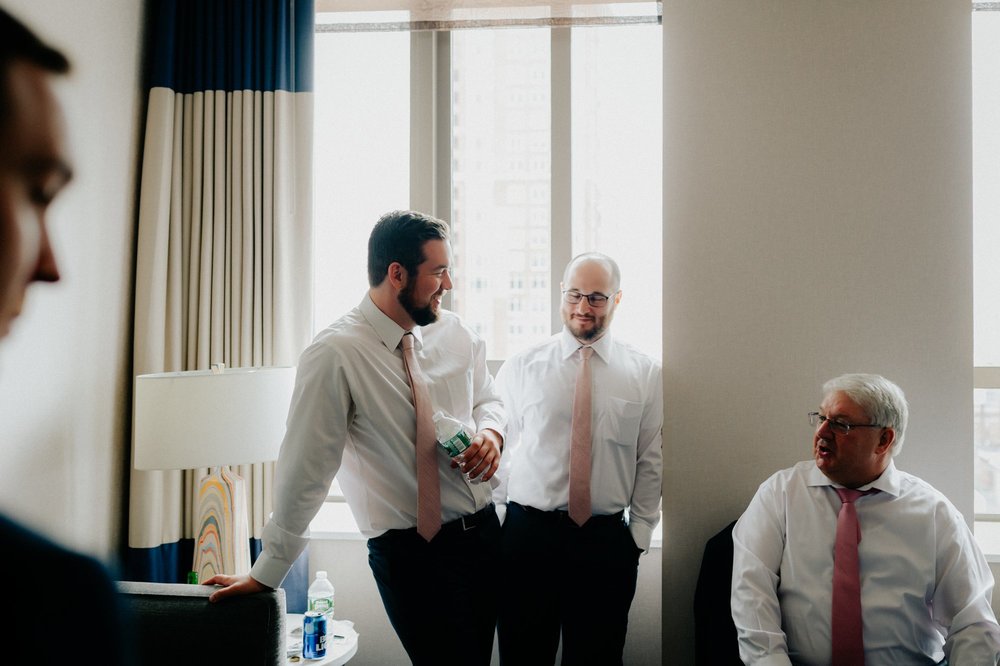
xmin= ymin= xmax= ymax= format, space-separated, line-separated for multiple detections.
xmin=452 ymin=428 xmax=503 ymax=481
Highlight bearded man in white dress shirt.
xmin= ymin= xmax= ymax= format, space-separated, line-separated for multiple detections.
xmin=206 ymin=210 xmax=505 ymax=666
xmin=494 ymin=252 xmax=663 ymax=665
xmin=732 ymin=373 xmax=1000 ymax=665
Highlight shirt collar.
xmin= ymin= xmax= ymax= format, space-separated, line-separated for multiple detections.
xmin=805 ymin=459 xmax=900 ymax=498
xmin=558 ymin=326 xmax=613 ymax=363
xmin=359 ymin=293 xmax=425 ymax=351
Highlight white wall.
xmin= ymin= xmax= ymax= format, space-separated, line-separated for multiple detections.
xmin=0 ymin=1 xmax=143 ymax=565
xmin=308 ymin=537 xmax=662 ymax=665
xmin=662 ymin=1 xmax=973 ymax=663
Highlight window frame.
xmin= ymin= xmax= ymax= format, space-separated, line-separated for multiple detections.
xmin=310 ymin=19 xmax=662 ymax=549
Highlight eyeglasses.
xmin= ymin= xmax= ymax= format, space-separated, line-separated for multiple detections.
xmin=808 ymin=412 xmax=884 ymax=436
xmin=562 ymin=289 xmax=617 ymax=308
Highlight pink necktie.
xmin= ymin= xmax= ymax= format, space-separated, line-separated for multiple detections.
xmin=569 ymin=346 xmax=594 ymax=526
xmin=832 ymin=487 xmax=876 ymax=666
xmin=401 ymin=332 xmax=440 ymax=541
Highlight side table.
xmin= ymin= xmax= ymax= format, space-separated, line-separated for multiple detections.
xmin=285 ymin=613 xmax=359 ymax=665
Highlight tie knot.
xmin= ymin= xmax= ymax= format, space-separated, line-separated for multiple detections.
xmin=401 ymin=331 xmax=415 ymax=352
xmin=579 ymin=346 xmax=593 ymax=360
xmin=835 ymin=487 xmax=876 ymax=504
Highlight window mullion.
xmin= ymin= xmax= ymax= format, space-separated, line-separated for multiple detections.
xmin=410 ymin=31 xmax=454 ymax=310
xmin=551 ymin=27 xmax=572 ymax=335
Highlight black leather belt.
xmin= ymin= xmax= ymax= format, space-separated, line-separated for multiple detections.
xmin=440 ymin=503 xmax=496 ymax=535
xmin=510 ymin=501 xmax=625 ymax=526
xmin=373 ymin=504 xmax=497 ymax=543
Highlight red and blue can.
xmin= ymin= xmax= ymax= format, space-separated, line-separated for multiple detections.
xmin=303 ymin=610 xmax=328 ymax=659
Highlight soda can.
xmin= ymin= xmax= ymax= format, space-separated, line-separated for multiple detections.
xmin=303 ymin=610 xmax=328 ymax=659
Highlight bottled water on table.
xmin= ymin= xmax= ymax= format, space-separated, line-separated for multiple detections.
xmin=307 ymin=570 xmax=335 ymax=621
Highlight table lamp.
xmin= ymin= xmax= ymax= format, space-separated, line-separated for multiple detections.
xmin=132 ymin=364 xmax=296 ymax=582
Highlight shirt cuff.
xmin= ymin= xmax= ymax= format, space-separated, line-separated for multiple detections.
xmin=629 ymin=520 xmax=653 ymax=553
xmin=478 ymin=420 xmax=504 ymax=439
xmin=751 ymin=654 xmax=793 ymax=666
xmin=250 ymin=520 xmax=310 ymax=589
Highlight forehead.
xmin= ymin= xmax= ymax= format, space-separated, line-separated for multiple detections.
xmin=821 ymin=391 xmax=866 ymax=418
xmin=564 ymin=259 xmax=613 ymax=291
xmin=417 ymin=238 xmax=451 ymax=268
xmin=0 ymin=61 xmax=69 ymax=177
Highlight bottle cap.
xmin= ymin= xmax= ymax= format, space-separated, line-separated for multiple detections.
xmin=316 ymin=570 xmax=327 ymax=578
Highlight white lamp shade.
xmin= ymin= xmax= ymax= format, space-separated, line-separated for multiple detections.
xmin=133 ymin=366 xmax=296 ymax=471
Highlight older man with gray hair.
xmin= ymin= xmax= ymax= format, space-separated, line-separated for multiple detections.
xmin=732 ymin=373 xmax=1000 ymax=665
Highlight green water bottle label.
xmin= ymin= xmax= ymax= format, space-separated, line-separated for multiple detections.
xmin=440 ymin=429 xmax=472 ymax=457
xmin=309 ymin=597 xmax=334 ymax=615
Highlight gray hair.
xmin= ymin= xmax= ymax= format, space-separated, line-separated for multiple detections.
xmin=823 ymin=373 xmax=908 ymax=457
xmin=563 ymin=252 xmax=621 ymax=292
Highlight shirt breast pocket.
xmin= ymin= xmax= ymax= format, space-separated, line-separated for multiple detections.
xmin=598 ymin=396 xmax=644 ymax=450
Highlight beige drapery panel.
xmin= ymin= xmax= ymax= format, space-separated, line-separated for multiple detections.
xmin=128 ymin=87 xmax=313 ymax=570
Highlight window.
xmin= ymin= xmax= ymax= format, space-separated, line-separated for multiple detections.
xmin=311 ymin=6 xmax=662 ymax=542
xmin=973 ymin=6 xmax=1000 ymax=552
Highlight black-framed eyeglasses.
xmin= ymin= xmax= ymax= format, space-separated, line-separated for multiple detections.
xmin=808 ymin=412 xmax=884 ymax=436
xmin=562 ymin=289 xmax=617 ymax=308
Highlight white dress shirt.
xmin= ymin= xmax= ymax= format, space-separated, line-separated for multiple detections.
xmin=732 ymin=459 xmax=1000 ymax=666
xmin=251 ymin=294 xmax=505 ymax=588
xmin=494 ymin=328 xmax=662 ymax=552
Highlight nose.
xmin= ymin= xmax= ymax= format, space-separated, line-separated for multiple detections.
xmin=442 ymin=269 xmax=453 ymax=291
xmin=573 ymin=298 xmax=593 ymax=314
xmin=816 ymin=417 xmax=834 ymax=438
xmin=33 ymin=223 xmax=60 ymax=283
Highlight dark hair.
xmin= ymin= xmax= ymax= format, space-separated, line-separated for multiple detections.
xmin=0 ymin=7 xmax=70 ymax=125
xmin=367 ymin=210 xmax=449 ymax=287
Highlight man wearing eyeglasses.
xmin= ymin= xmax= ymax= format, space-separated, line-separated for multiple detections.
xmin=732 ymin=373 xmax=1000 ymax=665
xmin=493 ymin=252 xmax=662 ymax=665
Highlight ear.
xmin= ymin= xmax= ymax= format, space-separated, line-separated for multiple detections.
xmin=387 ymin=262 xmax=408 ymax=290
xmin=613 ymin=290 xmax=623 ymax=306
xmin=877 ymin=427 xmax=895 ymax=455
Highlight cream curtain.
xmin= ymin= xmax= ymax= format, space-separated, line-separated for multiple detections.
xmin=126 ymin=0 xmax=314 ymax=582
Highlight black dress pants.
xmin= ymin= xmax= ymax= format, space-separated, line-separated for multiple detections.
xmin=497 ymin=502 xmax=641 ymax=666
xmin=367 ymin=504 xmax=501 ymax=666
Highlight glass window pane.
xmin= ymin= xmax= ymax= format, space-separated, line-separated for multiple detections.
xmin=450 ymin=29 xmax=552 ymax=360
xmin=313 ymin=31 xmax=410 ymax=334
xmin=571 ymin=24 xmax=662 ymax=361
xmin=974 ymin=12 xmax=1000 ymax=365
xmin=975 ymin=388 xmax=1000 ymax=550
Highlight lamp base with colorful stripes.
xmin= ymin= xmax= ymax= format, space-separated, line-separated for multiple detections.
xmin=193 ymin=466 xmax=251 ymax=581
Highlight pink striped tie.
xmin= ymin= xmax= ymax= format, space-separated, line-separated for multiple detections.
xmin=832 ymin=487 xmax=876 ymax=666
xmin=401 ymin=332 xmax=440 ymax=541
xmin=569 ymin=346 xmax=593 ymax=526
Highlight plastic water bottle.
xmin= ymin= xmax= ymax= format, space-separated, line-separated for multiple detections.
xmin=307 ymin=570 xmax=335 ymax=621
xmin=433 ymin=411 xmax=473 ymax=459
xmin=434 ymin=411 xmax=499 ymax=488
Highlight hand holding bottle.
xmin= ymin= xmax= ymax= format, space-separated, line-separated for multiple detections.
xmin=433 ymin=412 xmax=502 ymax=486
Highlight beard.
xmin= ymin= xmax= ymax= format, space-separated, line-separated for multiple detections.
xmin=399 ymin=279 xmax=439 ymax=326
xmin=567 ymin=314 xmax=606 ymax=342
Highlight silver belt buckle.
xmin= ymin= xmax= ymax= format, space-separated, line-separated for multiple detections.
xmin=461 ymin=513 xmax=475 ymax=531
